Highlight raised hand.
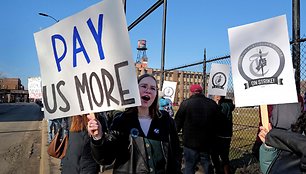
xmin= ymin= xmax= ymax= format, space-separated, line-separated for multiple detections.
xmin=87 ymin=113 xmax=103 ymax=140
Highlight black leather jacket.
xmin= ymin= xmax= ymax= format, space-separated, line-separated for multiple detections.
xmin=265 ymin=129 xmax=306 ymax=174
xmin=91 ymin=110 xmax=182 ymax=174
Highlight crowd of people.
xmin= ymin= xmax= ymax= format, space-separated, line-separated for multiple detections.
xmin=46 ymin=73 xmax=306 ymax=174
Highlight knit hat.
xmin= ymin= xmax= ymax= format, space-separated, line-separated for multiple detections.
xmin=159 ymin=98 xmax=169 ymax=107
xmin=190 ymin=84 xmax=203 ymax=93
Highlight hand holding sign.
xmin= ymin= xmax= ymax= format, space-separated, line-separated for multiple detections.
xmin=87 ymin=113 xmax=102 ymax=140
xmin=258 ymin=123 xmax=272 ymax=143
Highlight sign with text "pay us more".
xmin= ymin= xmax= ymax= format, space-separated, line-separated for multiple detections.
xmin=34 ymin=0 xmax=140 ymax=119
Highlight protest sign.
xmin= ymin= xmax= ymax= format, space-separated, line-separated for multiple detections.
xmin=34 ymin=0 xmax=140 ymax=119
xmin=228 ymin=15 xmax=297 ymax=107
xmin=207 ymin=63 xmax=230 ymax=96
xmin=162 ymin=81 xmax=177 ymax=102
xmin=28 ymin=77 xmax=42 ymax=100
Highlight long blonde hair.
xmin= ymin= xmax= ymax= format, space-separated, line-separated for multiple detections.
xmin=70 ymin=115 xmax=89 ymax=132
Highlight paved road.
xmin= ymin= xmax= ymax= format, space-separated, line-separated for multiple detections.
xmin=0 ymin=102 xmax=44 ymax=174
xmin=0 ymin=103 xmax=206 ymax=174
xmin=0 ymin=103 xmax=205 ymax=174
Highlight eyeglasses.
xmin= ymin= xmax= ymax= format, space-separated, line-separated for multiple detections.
xmin=139 ymin=84 xmax=157 ymax=92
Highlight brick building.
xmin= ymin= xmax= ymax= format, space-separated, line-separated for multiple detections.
xmin=135 ymin=60 xmax=206 ymax=105
xmin=0 ymin=78 xmax=28 ymax=103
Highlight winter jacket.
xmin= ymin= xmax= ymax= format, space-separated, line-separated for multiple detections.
xmin=217 ymin=99 xmax=235 ymax=137
xmin=175 ymin=93 xmax=220 ymax=152
xmin=259 ymin=128 xmax=306 ymax=174
xmin=90 ymin=110 xmax=181 ymax=174
xmin=62 ymin=130 xmax=100 ymax=174
xmin=271 ymin=102 xmax=302 ymax=130
xmin=259 ymin=144 xmax=279 ymax=174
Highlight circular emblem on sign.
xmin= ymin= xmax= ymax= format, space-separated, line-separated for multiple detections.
xmin=212 ymin=72 xmax=227 ymax=87
xmin=163 ymin=87 xmax=174 ymax=97
xmin=238 ymin=42 xmax=285 ymax=82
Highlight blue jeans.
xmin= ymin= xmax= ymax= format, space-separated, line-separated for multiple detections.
xmin=60 ymin=117 xmax=69 ymax=137
xmin=47 ymin=119 xmax=61 ymax=143
xmin=183 ymin=147 xmax=213 ymax=174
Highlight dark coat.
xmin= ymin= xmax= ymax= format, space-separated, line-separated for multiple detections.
xmin=175 ymin=93 xmax=220 ymax=152
xmin=217 ymin=99 xmax=235 ymax=137
xmin=265 ymin=129 xmax=306 ymax=174
xmin=62 ymin=121 xmax=100 ymax=174
xmin=90 ymin=110 xmax=181 ymax=174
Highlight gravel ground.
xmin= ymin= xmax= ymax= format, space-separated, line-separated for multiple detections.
xmin=230 ymin=153 xmax=261 ymax=174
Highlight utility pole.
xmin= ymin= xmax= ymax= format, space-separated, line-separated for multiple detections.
xmin=160 ymin=0 xmax=167 ymax=90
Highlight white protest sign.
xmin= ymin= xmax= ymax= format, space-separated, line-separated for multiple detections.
xmin=228 ymin=15 xmax=297 ymax=107
xmin=207 ymin=63 xmax=230 ymax=96
xmin=162 ymin=81 xmax=177 ymax=102
xmin=28 ymin=77 xmax=42 ymax=99
xmin=34 ymin=0 xmax=140 ymax=119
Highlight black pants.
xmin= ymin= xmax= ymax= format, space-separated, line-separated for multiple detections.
xmin=211 ymin=137 xmax=231 ymax=173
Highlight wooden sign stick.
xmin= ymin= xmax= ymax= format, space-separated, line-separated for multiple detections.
xmin=260 ymin=104 xmax=269 ymax=130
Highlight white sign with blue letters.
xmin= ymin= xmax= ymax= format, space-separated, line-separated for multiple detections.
xmin=34 ymin=0 xmax=140 ymax=119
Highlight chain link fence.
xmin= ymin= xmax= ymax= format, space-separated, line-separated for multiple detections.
xmin=169 ymin=37 xmax=306 ymax=170
xmin=204 ymin=56 xmax=259 ymax=161
xmin=296 ymin=37 xmax=306 ymax=96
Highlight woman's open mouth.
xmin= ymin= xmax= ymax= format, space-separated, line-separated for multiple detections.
xmin=141 ymin=95 xmax=150 ymax=101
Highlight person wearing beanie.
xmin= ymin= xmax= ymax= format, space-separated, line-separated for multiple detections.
xmin=159 ymin=90 xmax=174 ymax=117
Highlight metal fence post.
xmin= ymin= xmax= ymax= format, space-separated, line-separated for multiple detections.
xmin=292 ymin=0 xmax=301 ymax=93
xmin=203 ymin=49 xmax=207 ymax=95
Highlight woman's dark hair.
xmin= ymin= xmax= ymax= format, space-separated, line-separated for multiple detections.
xmin=291 ymin=111 xmax=306 ymax=133
xmin=126 ymin=74 xmax=160 ymax=118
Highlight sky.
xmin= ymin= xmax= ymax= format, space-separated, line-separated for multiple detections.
xmin=0 ymin=0 xmax=305 ymax=89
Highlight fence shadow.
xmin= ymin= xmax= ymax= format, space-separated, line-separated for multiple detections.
xmin=230 ymin=153 xmax=260 ymax=174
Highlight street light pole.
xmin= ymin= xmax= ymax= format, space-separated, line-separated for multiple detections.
xmin=38 ymin=12 xmax=59 ymax=23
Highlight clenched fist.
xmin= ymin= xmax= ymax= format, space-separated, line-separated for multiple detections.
xmin=87 ymin=113 xmax=103 ymax=140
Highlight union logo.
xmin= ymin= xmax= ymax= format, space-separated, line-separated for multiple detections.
xmin=163 ymin=86 xmax=174 ymax=97
xmin=212 ymin=72 xmax=227 ymax=89
xmin=238 ymin=42 xmax=284 ymax=89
